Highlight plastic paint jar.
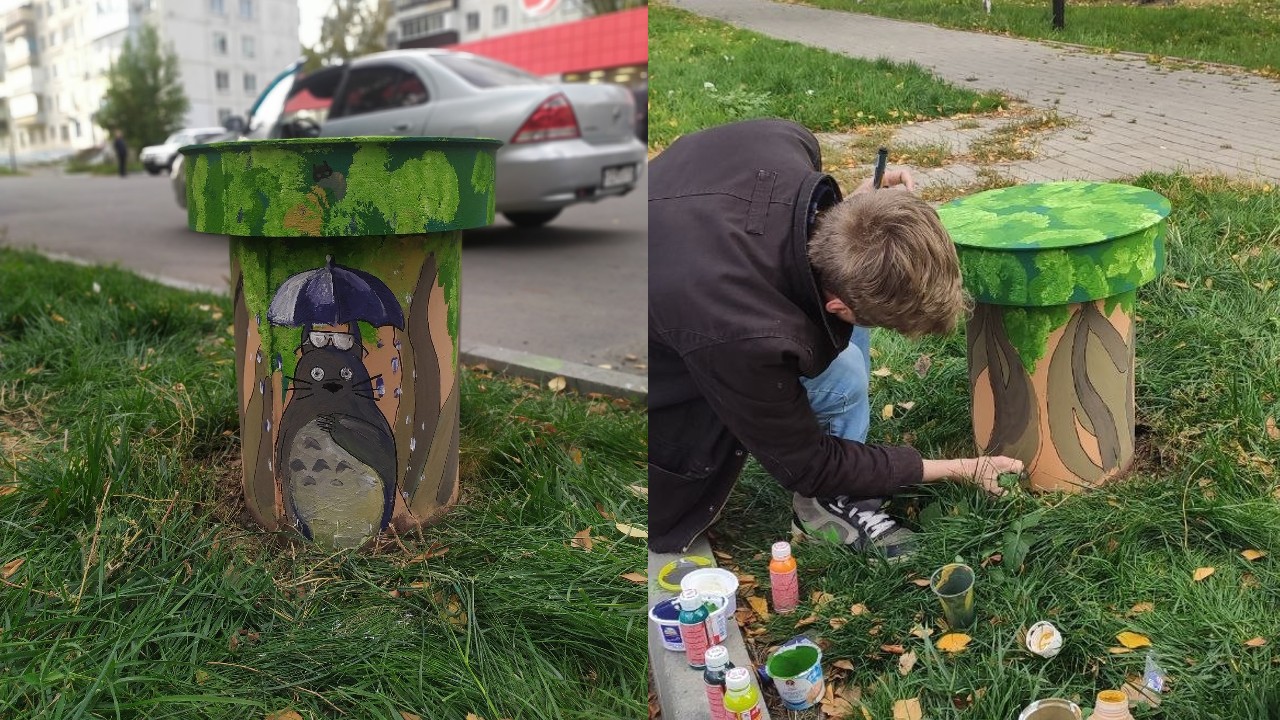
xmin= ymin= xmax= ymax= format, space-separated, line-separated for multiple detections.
xmin=648 ymin=597 xmax=684 ymax=652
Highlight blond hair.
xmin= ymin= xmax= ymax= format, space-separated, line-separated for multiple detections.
xmin=808 ymin=191 xmax=969 ymax=337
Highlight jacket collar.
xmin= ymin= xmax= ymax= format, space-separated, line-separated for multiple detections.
xmin=788 ymin=172 xmax=851 ymax=349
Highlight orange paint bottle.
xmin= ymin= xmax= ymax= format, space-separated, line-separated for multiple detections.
xmin=769 ymin=541 xmax=800 ymax=614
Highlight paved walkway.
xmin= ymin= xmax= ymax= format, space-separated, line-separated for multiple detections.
xmin=668 ymin=0 xmax=1280 ymax=184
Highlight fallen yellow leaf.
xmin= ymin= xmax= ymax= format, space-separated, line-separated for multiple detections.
xmin=872 ymin=366 xmax=893 ymax=377
xmin=569 ymin=447 xmax=583 ymax=466
xmin=850 ymin=603 xmax=869 ymax=616
xmin=401 ymin=713 xmax=422 ymax=720
xmin=881 ymin=404 xmax=894 ymax=420
xmin=747 ymin=595 xmax=770 ymax=620
xmin=571 ymin=528 xmax=593 ymax=552
xmin=1245 ymin=636 xmax=1268 ymax=647
xmin=265 ymin=711 xmax=303 ymax=720
xmin=1241 ymin=549 xmax=1267 ymax=561
xmin=1129 ymin=602 xmax=1154 ymax=615
xmin=1193 ymin=566 xmax=1215 ymax=582
xmin=626 ymin=484 xmax=647 ymax=498
xmin=1108 ymin=646 xmax=1135 ymax=654
xmin=466 ymin=714 xmax=485 ymax=720
xmin=898 ymin=649 xmax=918 ymax=676
xmin=936 ymin=633 xmax=971 ymax=653
xmin=796 ymin=613 xmax=819 ymax=628
xmin=615 ymin=522 xmax=647 ymax=539
xmin=0 ymin=485 xmax=16 ymax=498
xmin=1 ymin=557 xmax=23 ymax=580
xmin=893 ymin=697 xmax=923 ymax=720
xmin=880 ymin=644 xmax=906 ymax=655
xmin=812 ymin=590 xmax=836 ymax=608
xmin=1267 ymin=416 xmax=1280 ymax=441
xmin=897 ymin=401 xmax=916 ymax=411
xmin=833 ymin=659 xmax=856 ymax=671
xmin=909 ymin=578 xmax=931 ymax=588
xmin=547 ymin=376 xmax=567 ymax=392
xmin=620 ymin=572 xmax=646 ymax=584
xmin=829 ymin=616 xmax=848 ymax=630
xmin=1116 ymin=631 xmax=1151 ymax=649
xmin=909 ymin=623 xmax=934 ymax=639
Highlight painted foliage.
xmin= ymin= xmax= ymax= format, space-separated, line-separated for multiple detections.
xmin=186 ymin=138 xmax=497 ymax=548
xmin=941 ymin=183 xmax=1169 ymax=493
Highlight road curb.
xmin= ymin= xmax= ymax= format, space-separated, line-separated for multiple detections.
xmin=462 ymin=342 xmax=647 ymax=403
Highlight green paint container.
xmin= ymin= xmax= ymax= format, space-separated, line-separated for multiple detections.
xmin=182 ymin=136 xmax=499 ymax=548
xmin=939 ymin=182 xmax=1170 ymax=493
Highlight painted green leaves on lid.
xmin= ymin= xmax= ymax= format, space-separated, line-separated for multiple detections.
xmin=183 ymin=136 xmax=501 ymax=237
xmin=939 ymin=182 xmax=1170 ymax=306
xmin=939 ymin=182 xmax=1170 ymax=251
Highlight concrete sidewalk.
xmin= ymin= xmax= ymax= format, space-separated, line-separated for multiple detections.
xmin=668 ymin=0 xmax=1280 ymax=184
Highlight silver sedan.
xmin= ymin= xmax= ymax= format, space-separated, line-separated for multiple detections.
xmin=174 ymin=50 xmax=645 ymax=228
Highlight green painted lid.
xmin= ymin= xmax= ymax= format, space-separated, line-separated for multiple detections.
xmin=182 ymin=136 xmax=501 ymax=237
xmin=938 ymin=182 xmax=1171 ymax=306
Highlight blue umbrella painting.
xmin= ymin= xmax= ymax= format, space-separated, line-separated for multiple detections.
xmin=268 ymin=255 xmax=405 ymax=330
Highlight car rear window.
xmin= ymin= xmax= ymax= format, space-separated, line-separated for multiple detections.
xmin=434 ymin=54 xmax=541 ymax=88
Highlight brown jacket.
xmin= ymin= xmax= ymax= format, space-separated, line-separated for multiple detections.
xmin=648 ymin=119 xmax=923 ymax=553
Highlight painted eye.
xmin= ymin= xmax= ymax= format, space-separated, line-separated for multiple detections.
xmin=310 ymin=367 xmax=324 ymax=381
xmin=333 ymin=333 xmax=355 ymax=351
xmin=339 ymin=367 xmax=353 ymax=380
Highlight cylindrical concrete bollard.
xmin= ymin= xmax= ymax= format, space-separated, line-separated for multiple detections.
xmin=182 ymin=137 xmax=499 ymax=547
xmin=938 ymin=182 xmax=1170 ymax=492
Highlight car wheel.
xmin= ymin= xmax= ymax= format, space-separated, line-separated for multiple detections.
xmin=503 ymin=210 xmax=562 ymax=228
xmin=145 ymin=165 xmax=162 ymax=176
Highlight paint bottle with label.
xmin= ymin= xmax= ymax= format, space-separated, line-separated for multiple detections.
xmin=703 ymin=645 xmax=734 ymax=720
xmin=723 ymin=666 xmax=765 ymax=720
xmin=769 ymin=541 xmax=800 ymax=614
xmin=677 ymin=587 xmax=711 ymax=668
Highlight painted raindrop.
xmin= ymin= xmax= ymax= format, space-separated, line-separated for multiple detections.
xmin=391 ymin=357 xmax=400 ymax=373
xmin=410 ymin=437 xmax=417 ymax=452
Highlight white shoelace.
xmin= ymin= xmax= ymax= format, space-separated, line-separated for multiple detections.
xmin=829 ymin=498 xmax=896 ymax=540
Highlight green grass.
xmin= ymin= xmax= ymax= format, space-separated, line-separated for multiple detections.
xmin=648 ymin=3 xmax=1006 ymax=151
xmin=0 ymin=165 xmax=25 ymax=176
xmin=708 ymin=174 xmax=1280 ymax=718
xmin=798 ymin=0 xmax=1280 ymax=75
xmin=0 ymin=250 xmax=647 ymax=718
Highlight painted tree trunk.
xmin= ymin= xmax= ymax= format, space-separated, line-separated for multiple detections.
xmin=939 ymin=182 xmax=1170 ymax=493
xmin=968 ymin=295 xmax=1136 ymax=492
xmin=183 ymin=137 xmax=498 ymax=548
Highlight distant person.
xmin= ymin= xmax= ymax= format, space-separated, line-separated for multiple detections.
xmin=112 ymin=130 xmax=128 ymax=178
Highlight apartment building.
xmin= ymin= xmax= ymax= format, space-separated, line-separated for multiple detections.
xmin=0 ymin=0 xmax=297 ymax=162
xmin=391 ymin=0 xmax=587 ymax=51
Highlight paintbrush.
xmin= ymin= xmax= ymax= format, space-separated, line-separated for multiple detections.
xmin=872 ymin=147 xmax=888 ymax=190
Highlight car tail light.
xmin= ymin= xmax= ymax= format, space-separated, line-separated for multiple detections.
xmin=511 ymin=93 xmax=580 ymax=144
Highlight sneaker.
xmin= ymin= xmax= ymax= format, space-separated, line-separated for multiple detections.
xmin=791 ymin=494 xmax=916 ymax=560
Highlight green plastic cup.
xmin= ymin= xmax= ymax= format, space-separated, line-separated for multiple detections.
xmin=930 ymin=562 xmax=976 ymax=629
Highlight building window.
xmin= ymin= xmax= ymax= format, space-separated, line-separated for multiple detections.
xmin=494 ymin=5 xmax=508 ymax=27
xmin=210 ymin=0 xmax=224 ymax=14
xmin=466 ymin=11 xmax=479 ymax=32
xmin=61 ymin=125 xmax=70 ymax=142
xmin=400 ymin=12 xmax=444 ymax=40
xmin=218 ymin=107 xmax=232 ymax=124
xmin=48 ymin=29 xmax=57 ymax=46
xmin=213 ymin=31 xmax=227 ymax=55
xmin=239 ymin=0 xmax=252 ymax=19
xmin=242 ymin=35 xmax=255 ymax=58
xmin=216 ymin=70 xmax=230 ymax=92
xmin=244 ymin=72 xmax=256 ymax=94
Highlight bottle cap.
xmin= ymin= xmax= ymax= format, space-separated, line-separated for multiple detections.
xmin=771 ymin=541 xmax=792 ymax=562
xmin=678 ymin=587 xmax=702 ymax=611
xmin=704 ymin=645 xmax=729 ymax=670
xmin=1096 ymin=690 xmax=1129 ymax=707
xmin=725 ymin=666 xmax=751 ymax=691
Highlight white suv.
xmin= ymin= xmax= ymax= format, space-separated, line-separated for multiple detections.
xmin=140 ymin=127 xmax=227 ymax=175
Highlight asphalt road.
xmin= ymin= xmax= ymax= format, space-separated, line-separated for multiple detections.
xmin=0 ymin=167 xmax=647 ymax=374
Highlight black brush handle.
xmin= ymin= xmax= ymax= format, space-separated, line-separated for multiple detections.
xmin=872 ymin=147 xmax=888 ymax=190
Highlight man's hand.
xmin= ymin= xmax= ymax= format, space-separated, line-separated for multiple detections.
xmin=922 ymin=456 xmax=1025 ymax=495
xmin=853 ymin=168 xmax=916 ymax=194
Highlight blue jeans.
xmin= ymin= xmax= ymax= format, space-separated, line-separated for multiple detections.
xmin=801 ymin=326 xmax=871 ymax=444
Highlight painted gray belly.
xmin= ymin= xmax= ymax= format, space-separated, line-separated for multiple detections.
xmin=287 ymin=419 xmax=385 ymax=549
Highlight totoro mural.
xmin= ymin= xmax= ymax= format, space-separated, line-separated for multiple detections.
xmin=938 ymin=182 xmax=1171 ymax=493
xmin=182 ymin=136 xmax=499 ymax=548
